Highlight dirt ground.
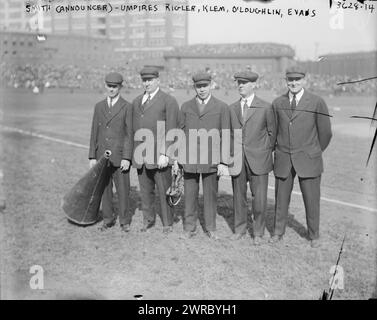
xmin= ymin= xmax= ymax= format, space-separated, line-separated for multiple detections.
xmin=0 ymin=89 xmax=376 ymax=300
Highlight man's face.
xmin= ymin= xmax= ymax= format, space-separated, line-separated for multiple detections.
xmin=286 ymin=76 xmax=305 ymax=94
xmin=105 ymin=83 xmax=121 ymax=98
xmin=237 ymin=79 xmax=255 ymax=98
xmin=142 ymin=77 xmax=160 ymax=94
xmin=194 ymin=82 xmax=211 ymax=100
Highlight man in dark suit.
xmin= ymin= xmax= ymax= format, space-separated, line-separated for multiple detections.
xmin=179 ymin=72 xmax=230 ymax=240
xmin=88 ymin=72 xmax=133 ymax=232
xmin=270 ymin=66 xmax=332 ymax=248
xmin=132 ymin=66 xmax=179 ymax=234
xmin=229 ymin=71 xmax=276 ymax=245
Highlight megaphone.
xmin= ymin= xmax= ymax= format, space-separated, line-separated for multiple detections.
xmin=61 ymin=150 xmax=111 ymax=225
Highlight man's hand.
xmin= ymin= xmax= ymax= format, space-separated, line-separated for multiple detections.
xmin=120 ymin=159 xmax=131 ymax=172
xmin=217 ymin=164 xmax=229 ymax=177
xmin=89 ymin=159 xmax=97 ymax=169
xmin=157 ymin=155 xmax=169 ymax=169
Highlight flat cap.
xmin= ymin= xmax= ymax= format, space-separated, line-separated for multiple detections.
xmin=105 ymin=72 xmax=123 ymax=85
xmin=286 ymin=66 xmax=306 ymax=78
xmin=234 ymin=71 xmax=259 ymax=82
xmin=192 ymin=72 xmax=212 ymax=85
xmin=140 ymin=66 xmax=159 ymax=79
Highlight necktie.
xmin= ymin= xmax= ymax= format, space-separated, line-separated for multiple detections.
xmin=141 ymin=94 xmax=150 ymax=112
xmin=198 ymin=99 xmax=206 ymax=114
xmin=291 ymin=93 xmax=297 ymax=110
xmin=242 ymin=100 xmax=248 ymax=123
xmin=144 ymin=94 xmax=151 ymax=105
xmin=109 ymin=97 xmax=113 ymax=108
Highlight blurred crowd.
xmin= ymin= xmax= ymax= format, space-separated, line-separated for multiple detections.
xmin=1 ymin=61 xmax=376 ymax=96
xmin=170 ymin=43 xmax=295 ymax=57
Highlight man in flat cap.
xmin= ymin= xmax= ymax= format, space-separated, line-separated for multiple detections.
xmin=229 ymin=70 xmax=276 ymax=245
xmin=270 ymin=66 xmax=332 ymax=248
xmin=131 ymin=66 xmax=179 ymax=234
xmin=88 ymin=72 xmax=133 ymax=232
xmin=178 ymin=72 xmax=231 ymax=240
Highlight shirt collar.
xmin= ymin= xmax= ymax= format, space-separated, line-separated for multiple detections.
xmin=143 ymin=87 xmax=159 ymax=101
xmin=240 ymin=93 xmax=255 ymax=107
xmin=289 ymin=89 xmax=304 ymax=102
xmin=107 ymin=94 xmax=120 ymax=106
xmin=196 ymin=94 xmax=211 ymax=105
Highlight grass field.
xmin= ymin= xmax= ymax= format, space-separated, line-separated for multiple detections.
xmin=0 ymin=87 xmax=376 ymax=300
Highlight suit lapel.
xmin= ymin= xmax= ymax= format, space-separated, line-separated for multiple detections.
xmin=106 ymin=97 xmax=126 ymax=123
xmin=136 ymin=95 xmax=144 ymax=114
xmin=233 ymin=101 xmax=243 ymax=126
xmin=187 ymin=98 xmax=200 ymax=117
xmin=142 ymin=89 xmax=161 ymax=112
xmin=291 ymin=90 xmax=309 ymax=121
xmin=244 ymin=95 xmax=259 ymax=124
xmin=199 ymin=96 xmax=216 ymax=118
xmin=280 ymin=92 xmax=292 ymax=119
xmin=100 ymin=99 xmax=112 ymax=121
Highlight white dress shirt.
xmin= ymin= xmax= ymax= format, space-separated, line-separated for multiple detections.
xmin=142 ymin=87 xmax=159 ymax=104
xmin=240 ymin=93 xmax=255 ymax=117
xmin=289 ymin=88 xmax=304 ymax=105
xmin=196 ymin=94 xmax=212 ymax=105
xmin=107 ymin=94 xmax=120 ymax=108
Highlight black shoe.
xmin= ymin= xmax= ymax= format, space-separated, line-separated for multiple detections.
xmin=120 ymin=224 xmax=131 ymax=232
xmin=179 ymin=230 xmax=196 ymax=239
xmin=206 ymin=231 xmax=219 ymax=240
xmin=310 ymin=239 xmax=321 ymax=248
xmin=99 ymin=221 xmax=115 ymax=231
xmin=230 ymin=233 xmax=245 ymax=241
xmin=253 ymin=236 xmax=263 ymax=246
xmin=140 ymin=222 xmax=155 ymax=232
xmin=162 ymin=226 xmax=173 ymax=234
xmin=268 ymin=235 xmax=282 ymax=243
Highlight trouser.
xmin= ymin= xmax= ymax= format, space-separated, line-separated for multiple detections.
xmin=232 ymin=158 xmax=268 ymax=237
xmin=102 ymin=164 xmax=131 ymax=225
xmin=274 ymin=166 xmax=321 ymax=240
xmin=184 ymin=172 xmax=218 ymax=232
xmin=137 ymin=166 xmax=173 ymax=227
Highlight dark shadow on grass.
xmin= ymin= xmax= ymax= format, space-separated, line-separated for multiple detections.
xmin=217 ymin=194 xmax=308 ymax=239
xmin=107 ymin=186 xmax=308 ymax=239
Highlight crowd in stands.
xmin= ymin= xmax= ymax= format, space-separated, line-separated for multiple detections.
xmin=1 ymin=61 xmax=376 ymax=96
xmin=168 ymin=43 xmax=295 ymax=57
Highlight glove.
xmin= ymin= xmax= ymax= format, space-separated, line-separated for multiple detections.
xmin=157 ymin=154 xmax=169 ymax=169
xmin=89 ymin=159 xmax=97 ymax=169
xmin=120 ymin=159 xmax=131 ymax=172
xmin=172 ymin=160 xmax=179 ymax=175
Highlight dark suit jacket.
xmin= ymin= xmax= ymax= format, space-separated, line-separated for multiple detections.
xmin=230 ymin=95 xmax=276 ymax=176
xmin=88 ymin=96 xmax=133 ymax=167
xmin=272 ymin=90 xmax=332 ymax=178
xmin=132 ymin=89 xmax=179 ymax=169
xmin=179 ymin=96 xmax=231 ymax=174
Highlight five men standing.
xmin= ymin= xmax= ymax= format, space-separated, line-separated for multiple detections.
xmin=88 ymin=66 xmax=332 ymax=247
